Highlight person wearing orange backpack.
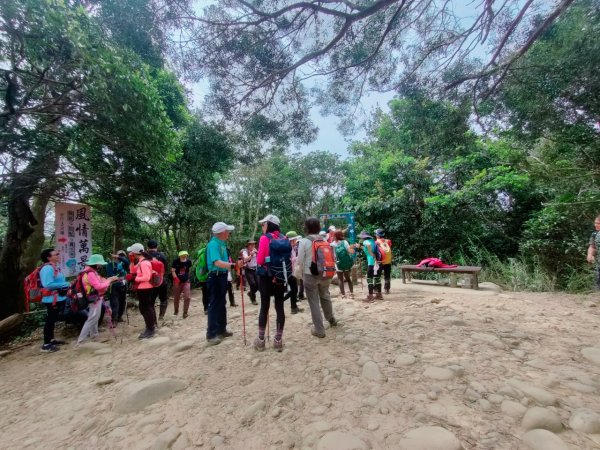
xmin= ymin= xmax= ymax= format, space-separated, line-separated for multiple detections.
xmin=296 ymin=217 xmax=338 ymax=339
xmin=127 ymin=243 xmax=157 ymax=339
xmin=375 ymin=229 xmax=393 ymax=294
xmin=38 ymin=248 xmax=70 ymax=352
xmin=76 ymin=254 xmax=119 ymax=346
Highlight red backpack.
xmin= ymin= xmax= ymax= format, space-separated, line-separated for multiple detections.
xmin=66 ymin=268 xmax=100 ymax=313
xmin=23 ymin=263 xmax=58 ymax=312
xmin=150 ymin=258 xmax=164 ymax=287
xmin=416 ymin=257 xmax=457 ymax=268
xmin=310 ymin=239 xmax=336 ymax=279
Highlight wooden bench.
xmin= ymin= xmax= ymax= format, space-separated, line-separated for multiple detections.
xmin=400 ymin=265 xmax=482 ymax=290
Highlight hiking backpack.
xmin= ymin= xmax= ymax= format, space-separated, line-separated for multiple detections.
xmin=195 ymin=247 xmax=209 ymax=283
xmin=265 ymin=233 xmax=292 ymax=285
xmin=311 ymin=239 xmax=337 ymax=278
xmin=23 ymin=263 xmax=57 ymax=312
xmin=150 ymin=258 xmax=164 ymax=287
xmin=66 ymin=268 xmax=100 ymax=313
xmin=376 ymin=239 xmax=392 ymax=264
xmin=335 ymin=242 xmax=354 ymax=272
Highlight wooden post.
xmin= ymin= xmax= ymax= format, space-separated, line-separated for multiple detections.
xmin=473 ymin=273 xmax=479 ymax=290
xmin=401 ymin=268 xmax=406 ymax=284
xmin=450 ymin=272 xmax=457 ymax=288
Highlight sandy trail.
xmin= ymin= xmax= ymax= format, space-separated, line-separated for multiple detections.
xmin=1 ymin=279 xmax=600 ymax=449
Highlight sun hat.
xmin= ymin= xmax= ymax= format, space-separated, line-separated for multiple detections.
xmin=258 ymin=214 xmax=280 ymax=226
xmin=126 ymin=243 xmax=144 ymax=254
xmin=178 ymin=250 xmax=189 ymax=257
xmin=375 ymin=229 xmax=385 ymax=237
xmin=358 ymin=230 xmax=373 ymax=240
xmin=212 ymin=222 xmax=235 ymax=234
xmin=286 ymin=231 xmax=301 ymax=240
xmin=86 ymin=254 xmax=108 ymax=266
xmin=246 ymin=239 xmax=256 ymax=245
xmin=116 ymin=250 xmax=126 ymax=256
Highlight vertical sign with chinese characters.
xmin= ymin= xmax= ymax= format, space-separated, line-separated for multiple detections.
xmin=55 ymin=202 xmax=92 ymax=277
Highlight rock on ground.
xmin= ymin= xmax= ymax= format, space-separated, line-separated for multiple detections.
xmin=113 ymin=378 xmax=186 ymax=414
xmin=507 ymin=379 xmax=557 ymax=406
xmin=522 ymin=429 xmax=569 ymax=450
xmin=153 ymin=426 xmax=181 ymax=450
xmin=398 ymin=426 xmax=462 ymax=450
xmin=581 ymin=347 xmax=600 ymax=366
xmin=501 ymin=400 xmax=527 ymax=419
xmin=316 ymin=431 xmax=369 ymax=450
xmin=568 ymin=408 xmax=600 ymax=434
xmin=521 ymin=407 xmax=562 ymax=432
xmin=362 ymin=361 xmax=386 ymax=382
xmin=423 ymin=367 xmax=455 ymax=381
xmin=241 ymin=400 xmax=266 ymax=424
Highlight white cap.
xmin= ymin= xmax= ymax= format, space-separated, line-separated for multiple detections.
xmin=328 ymin=225 xmax=337 ymax=232
xmin=126 ymin=243 xmax=144 ymax=254
xmin=212 ymin=222 xmax=235 ymax=234
xmin=319 ymin=231 xmax=327 ymax=236
xmin=258 ymin=214 xmax=280 ymax=226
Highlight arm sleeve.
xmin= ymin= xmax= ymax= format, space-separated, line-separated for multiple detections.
xmin=86 ymin=270 xmax=111 ymax=291
xmin=256 ymin=235 xmax=270 ymax=266
xmin=39 ymin=265 xmax=69 ymax=289
xmin=118 ymin=256 xmax=130 ymax=270
xmin=135 ymin=260 xmax=152 ymax=283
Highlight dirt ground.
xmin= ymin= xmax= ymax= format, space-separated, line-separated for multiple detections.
xmin=1 ymin=278 xmax=600 ymax=449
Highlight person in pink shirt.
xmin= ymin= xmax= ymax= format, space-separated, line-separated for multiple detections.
xmin=126 ymin=243 xmax=156 ymax=339
xmin=76 ymin=254 xmax=119 ymax=345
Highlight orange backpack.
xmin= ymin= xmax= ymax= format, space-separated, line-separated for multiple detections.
xmin=310 ymin=240 xmax=337 ymax=278
xmin=23 ymin=263 xmax=58 ymax=312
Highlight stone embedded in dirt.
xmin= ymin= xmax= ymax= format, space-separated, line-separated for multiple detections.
xmin=317 ymin=431 xmax=369 ymax=450
xmin=507 ymin=379 xmax=557 ymax=406
xmin=581 ymin=347 xmax=600 ymax=366
xmin=343 ymin=334 xmax=359 ymax=344
xmin=358 ymin=355 xmax=371 ymax=366
xmin=423 ymin=367 xmax=455 ymax=381
xmin=211 ymin=435 xmax=225 ymax=447
xmin=113 ymin=378 xmax=186 ymax=414
xmin=522 ymin=429 xmax=569 ymax=450
xmin=501 ymin=400 xmax=527 ymax=419
xmin=362 ymin=361 xmax=386 ymax=383
xmin=241 ymin=400 xmax=267 ymax=424
xmin=172 ymin=432 xmax=190 ymax=450
xmin=137 ymin=414 xmax=163 ymax=429
xmin=582 ymin=301 xmax=597 ymax=308
xmin=470 ymin=381 xmax=486 ymax=394
xmin=94 ymin=348 xmax=112 ymax=355
xmin=464 ymin=388 xmax=481 ymax=402
xmin=564 ymin=381 xmax=596 ymax=393
xmin=479 ymin=399 xmax=492 ymax=411
xmin=427 ymin=391 xmax=438 ymax=400
xmin=395 ymin=353 xmax=416 ymax=366
xmin=568 ymin=408 xmax=600 ymax=433
xmin=153 ymin=426 xmax=181 ymax=450
xmin=430 ymin=298 xmax=442 ymax=304
xmin=95 ymin=377 xmax=115 ymax=386
xmin=447 ymin=365 xmax=464 ymax=376
xmin=397 ymin=426 xmax=462 ymax=450
xmin=0 ymin=350 xmax=11 ymax=358
xmin=488 ymin=394 xmax=504 ymax=404
xmin=172 ymin=341 xmax=194 ymax=352
xmin=521 ymin=407 xmax=562 ymax=432
xmin=471 ymin=333 xmax=504 ymax=349
xmin=381 ymin=393 xmax=403 ymax=411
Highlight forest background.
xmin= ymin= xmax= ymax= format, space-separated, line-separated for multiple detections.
xmin=0 ymin=0 xmax=599 ymax=321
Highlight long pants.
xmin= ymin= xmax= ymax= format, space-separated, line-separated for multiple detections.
xmin=151 ymin=282 xmax=168 ymax=318
xmin=283 ymin=275 xmax=299 ymax=310
xmin=367 ymin=265 xmax=383 ymax=295
xmin=258 ymin=275 xmax=285 ymax=336
xmin=381 ymin=264 xmax=391 ymax=291
xmin=44 ymin=302 xmax=63 ymax=344
xmin=303 ymin=274 xmax=335 ymax=335
xmin=109 ymin=282 xmax=127 ymax=320
xmin=206 ymin=272 xmax=228 ymax=339
xmin=173 ymin=281 xmax=191 ymax=315
xmin=77 ymin=300 xmax=102 ymax=344
xmin=244 ymin=268 xmax=258 ymax=302
xmin=596 ymin=267 xmax=600 ymax=290
xmin=228 ymin=281 xmax=235 ymax=306
xmin=138 ymin=288 xmax=156 ymax=332
xmin=298 ymin=279 xmax=305 ymax=299
xmin=336 ymin=270 xmax=353 ymax=296
xmin=200 ymin=282 xmax=208 ymax=312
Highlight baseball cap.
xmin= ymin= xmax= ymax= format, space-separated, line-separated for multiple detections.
xmin=375 ymin=229 xmax=385 ymax=237
xmin=319 ymin=231 xmax=327 ymax=236
xmin=178 ymin=250 xmax=189 ymax=257
xmin=147 ymin=239 xmax=158 ymax=249
xmin=212 ymin=222 xmax=235 ymax=234
xmin=126 ymin=243 xmax=144 ymax=254
xmin=258 ymin=214 xmax=280 ymax=226
xmin=286 ymin=231 xmax=301 ymax=240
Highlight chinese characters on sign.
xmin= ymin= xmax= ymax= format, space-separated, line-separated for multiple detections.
xmin=55 ymin=202 xmax=92 ymax=277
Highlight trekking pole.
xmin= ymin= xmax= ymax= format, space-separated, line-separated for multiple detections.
xmin=239 ymin=267 xmax=247 ymax=345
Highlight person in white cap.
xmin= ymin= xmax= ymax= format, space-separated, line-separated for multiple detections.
xmin=327 ymin=225 xmax=337 ymax=243
xmin=254 ymin=214 xmax=287 ymax=352
xmin=205 ymin=222 xmax=236 ymax=345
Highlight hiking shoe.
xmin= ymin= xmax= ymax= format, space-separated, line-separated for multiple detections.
xmin=251 ymin=301 xmax=258 ymax=305
xmin=363 ymin=294 xmax=375 ymax=303
xmin=206 ymin=337 xmax=223 ymax=346
xmin=253 ymin=336 xmax=266 ymax=351
xmin=41 ymin=343 xmax=59 ymax=353
xmin=298 ymin=295 xmax=305 ymax=300
xmin=138 ymin=330 xmax=155 ymax=340
xmin=384 ymin=289 xmax=390 ymax=295
xmin=50 ymin=339 xmax=66 ymax=346
xmin=219 ymin=330 xmax=233 ymax=338
xmin=375 ymin=292 xmax=383 ymax=300
xmin=348 ymin=293 xmax=355 ymax=299
xmin=340 ymin=294 xmax=347 ymax=299
xmin=182 ymin=313 xmax=188 ymax=319
xmin=311 ymin=328 xmax=326 ymax=338
xmin=230 ymin=303 xmax=238 ymax=307
xmin=273 ymin=338 xmax=284 ymax=352
xmin=291 ymin=307 xmax=303 ymax=314
xmin=328 ymin=317 xmax=338 ymax=327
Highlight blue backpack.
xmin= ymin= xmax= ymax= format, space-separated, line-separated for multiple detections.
xmin=259 ymin=233 xmax=292 ymax=285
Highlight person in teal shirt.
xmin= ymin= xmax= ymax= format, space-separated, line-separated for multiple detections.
xmin=39 ymin=248 xmax=70 ymax=353
xmin=205 ymin=221 xmax=237 ymax=345
xmin=358 ymin=230 xmax=382 ymax=302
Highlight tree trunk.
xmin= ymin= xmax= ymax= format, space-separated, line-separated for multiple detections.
xmin=114 ymin=214 xmax=124 ymax=252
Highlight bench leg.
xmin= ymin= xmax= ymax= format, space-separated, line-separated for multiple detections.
xmin=401 ymin=269 xmax=406 ymax=284
xmin=450 ymin=272 xmax=457 ymax=288
xmin=473 ymin=273 xmax=479 ymax=290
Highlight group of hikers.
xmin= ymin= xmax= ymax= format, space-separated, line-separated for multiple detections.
xmin=32 ymin=214 xmax=393 ymax=353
